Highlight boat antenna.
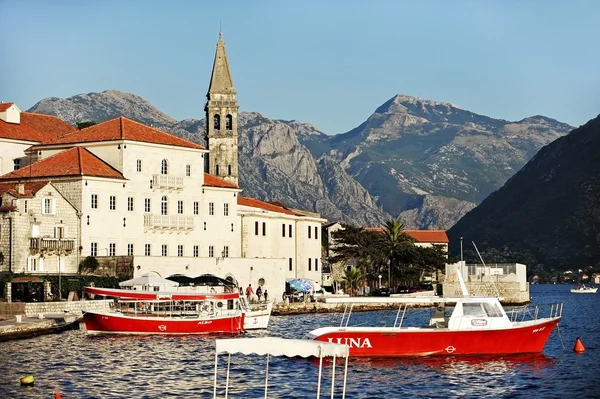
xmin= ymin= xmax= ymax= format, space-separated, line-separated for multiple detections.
xmin=472 ymin=241 xmax=500 ymax=298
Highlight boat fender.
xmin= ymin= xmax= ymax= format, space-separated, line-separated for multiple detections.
xmin=55 ymin=391 xmax=64 ymax=399
xmin=573 ymin=337 xmax=585 ymax=353
xmin=20 ymin=375 xmax=35 ymax=386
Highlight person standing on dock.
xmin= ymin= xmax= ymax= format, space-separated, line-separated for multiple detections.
xmin=264 ymin=290 xmax=269 ymax=302
xmin=246 ymin=284 xmax=254 ymax=302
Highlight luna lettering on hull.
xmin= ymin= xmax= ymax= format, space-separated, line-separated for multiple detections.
xmin=327 ymin=337 xmax=372 ymax=348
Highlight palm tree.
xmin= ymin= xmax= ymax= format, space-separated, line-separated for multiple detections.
xmin=377 ymin=219 xmax=416 ymax=287
xmin=343 ymin=267 xmax=362 ymax=295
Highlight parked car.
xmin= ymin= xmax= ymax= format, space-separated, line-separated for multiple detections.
xmin=397 ymin=286 xmax=422 ymax=294
xmin=373 ymin=287 xmax=393 ymax=297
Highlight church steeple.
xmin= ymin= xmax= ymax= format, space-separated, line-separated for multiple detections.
xmin=205 ymin=32 xmax=239 ymax=186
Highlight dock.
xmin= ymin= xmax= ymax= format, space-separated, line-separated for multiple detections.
xmin=0 ymin=313 xmax=82 ymax=342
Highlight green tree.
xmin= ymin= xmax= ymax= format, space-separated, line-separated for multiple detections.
xmin=76 ymin=121 xmax=97 ymax=130
xmin=79 ymin=256 xmax=99 ymax=274
xmin=329 ymin=224 xmax=380 ymax=279
xmin=376 ymin=219 xmax=416 ymax=285
xmin=343 ymin=267 xmax=362 ymax=295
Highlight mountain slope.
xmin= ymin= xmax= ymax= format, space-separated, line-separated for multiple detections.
xmin=448 ymin=115 xmax=600 ymax=269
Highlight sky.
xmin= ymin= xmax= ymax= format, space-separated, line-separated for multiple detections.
xmin=1 ymin=0 xmax=599 ymax=134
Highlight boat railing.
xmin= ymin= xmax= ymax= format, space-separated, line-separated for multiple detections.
xmin=506 ymin=302 xmax=563 ymax=323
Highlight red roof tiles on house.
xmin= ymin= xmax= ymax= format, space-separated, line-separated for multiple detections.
xmin=203 ymin=173 xmax=238 ymax=188
xmin=0 ymin=147 xmax=125 ymax=180
xmin=364 ymin=227 xmax=449 ymax=243
xmin=0 ymin=181 xmax=50 ymax=198
xmin=0 ymin=102 xmax=15 ymax=111
xmin=238 ymin=196 xmax=302 ymax=216
xmin=0 ymin=118 xmax=58 ymax=142
xmin=38 ymin=116 xmax=205 ymax=150
xmin=21 ymin=112 xmax=76 ymax=138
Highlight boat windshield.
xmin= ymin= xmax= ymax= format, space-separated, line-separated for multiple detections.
xmin=462 ymin=302 xmax=504 ymax=317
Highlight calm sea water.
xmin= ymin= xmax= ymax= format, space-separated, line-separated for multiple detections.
xmin=1 ymin=284 xmax=598 ymax=398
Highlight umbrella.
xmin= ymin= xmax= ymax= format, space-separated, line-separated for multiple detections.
xmin=119 ymin=274 xmax=179 ymax=287
xmin=166 ymin=274 xmax=195 ymax=286
xmin=288 ymin=278 xmax=314 ymax=293
xmin=192 ymin=274 xmax=237 ymax=288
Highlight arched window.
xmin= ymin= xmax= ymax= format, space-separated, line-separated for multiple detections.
xmin=226 ymin=114 xmax=233 ymax=130
xmin=161 ymin=196 xmax=168 ymax=215
xmin=161 ymin=159 xmax=168 ymax=175
xmin=214 ymin=114 xmax=221 ymax=130
xmin=215 ymin=165 xmax=220 ymax=176
xmin=228 ymin=165 xmax=232 ymax=176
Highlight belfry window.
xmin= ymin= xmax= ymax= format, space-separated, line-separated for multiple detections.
xmin=216 ymin=165 xmax=220 ymax=176
xmin=161 ymin=196 xmax=168 ymax=215
xmin=214 ymin=114 xmax=221 ymax=130
xmin=226 ymin=114 xmax=233 ymax=130
xmin=161 ymin=159 xmax=168 ymax=175
xmin=228 ymin=165 xmax=232 ymax=176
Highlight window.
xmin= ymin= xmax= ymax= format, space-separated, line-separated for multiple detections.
xmin=109 ymin=243 xmax=116 ymax=256
xmin=145 ymin=198 xmax=151 ymax=213
xmin=91 ymin=194 xmax=98 ymax=209
xmin=193 ymin=201 xmax=199 ymax=215
xmin=178 ymin=245 xmax=183 ymax=257
xmin=109 ymin=195 xmax=116 ymax=211
xmin=161 ymin=244 xmax=168 ymax=257
xmin=223 ymin=203 xmax=229 ymax=216
xmin=209 ymin=202 xmax=214 ymax=215
xmin=209 ymin=246 xmax=214 ymax=257
xmin=308 ymin=258 xmax=312 ymax=271
xmin=289 ymin=224 xmax=292 ymax=238
xmin=226 ymin=114 xmax=233 ymax=130
xmin=255 ymin=221 xmax=259 ymax=235
xmin=28 ymin=257 xmax=39 ymax=272
xmin=308 ymin=226 xmax=311 ymax=239
xmin=127 ymin=244 xmax=134 ymax=256
xmin=145 ymin=244 xmax=151 ymax=256
xmin=204 ymin=222 xmax=207 ymax=231
xmin=289 ymin=258 xmax=293 ymax=271
xmin=91 ymin=242 xmax=98 ymax=257
xmin=24 ymin=200 xmax=28 ymax=214
xmin=54 ymin=226 xmax=64 ymax=239
xmin=214 ymin=114 xmax=220 ymax=130
xmin=315 ymin=226 xmax=318 ymax=240
xmin=262 ymin=222 xmax=266 ymax=236
xmin=178 ymin=200 xmax=184 ymax=214
xmin=161 ymin=159 xmax=168 ymax=175
xmin=223 ymin=246 xmax=229 ymax=258
xmin=161 ymin=196 xmax=168 ymax=215
xmin=13 ymin=159 xmax=21 ymax=170
xmin=282 ymin=224 xmax=286 ymax=237
xmin=127 ymin=197 xmax=134 ymax=212
xmin=193 ymin=245 xmax=199 ymax=257
xmin=228 ymin=165 xmax=232 ymax=176
xmin=136 ymin=159 xmax=142 ymax=172
xmin=215 ymin=165 xmax=219 ymax=176
xmin=186 ymin=164 xmax=191 ymax=177
xmin=315 ymin=258 xmax=318 ymax=272
xmin=31 ymin=224 xmax=40 ymax=238
xmin=231 ymin=223 xmax=234 ymax=232
xmin=42 ymin=198 xmax=55 ymax=214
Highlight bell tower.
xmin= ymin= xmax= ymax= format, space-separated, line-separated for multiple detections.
xmin=205 ymin=32 xmax=239 ymax=186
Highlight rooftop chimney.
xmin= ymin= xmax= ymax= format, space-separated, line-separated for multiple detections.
xmin=15 ymin=183 xmax=25 ymax=195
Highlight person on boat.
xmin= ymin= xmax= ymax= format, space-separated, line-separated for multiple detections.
xmin=256 ymin=286 xmax=263 ymax=301
xmin=264 ymin=290 xmax=269 ymax=302
xmin=246 ymin=284 xmax=254 ymax=302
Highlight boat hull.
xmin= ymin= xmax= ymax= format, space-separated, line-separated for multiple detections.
xmin=570 ymin=288 xmax=597 ymax=293
xmin=83 ymin=311 xmax=244 ymax=335
xmin=309 ymin=317 xmax=561 ymax=357
xmin=244 ymin=302 xmax=273 ymax=330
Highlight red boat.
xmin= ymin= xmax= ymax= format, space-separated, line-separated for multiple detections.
xmin=307 ymin=295 xmax=562 ymax=357
xmin=83 ymin=287 xmax=244 ymax=335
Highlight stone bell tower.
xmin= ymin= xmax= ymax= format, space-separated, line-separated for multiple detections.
xmin=205 ymin=32 xmax=239 ymax=186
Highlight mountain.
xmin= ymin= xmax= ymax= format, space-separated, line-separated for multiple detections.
xmin=448 ymin=115 xmax=600 ymax=269
xmin=28 ymin=90 xmax=573 ymax=229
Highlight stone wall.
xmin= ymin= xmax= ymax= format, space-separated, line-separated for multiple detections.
xmin=443 ymin=282 xmax=530 ymax=305
xmin=0 ymin=299 xmax=112 ymax=318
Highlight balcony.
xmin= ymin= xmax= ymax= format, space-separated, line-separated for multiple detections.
xmin=152 ymin=174 xmax=184 ymax=190
xmin=30 ymin=237 xmax=75 ymax=252
xmin=144 ymin=214 xmax=194 ymax=230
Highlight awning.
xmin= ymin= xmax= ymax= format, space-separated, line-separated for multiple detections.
xmin=215 ymin=337 xmax=349 ymax=358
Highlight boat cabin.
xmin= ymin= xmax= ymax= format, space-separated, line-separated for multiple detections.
xmin=431 ymin=297 xmax=511 ymax=330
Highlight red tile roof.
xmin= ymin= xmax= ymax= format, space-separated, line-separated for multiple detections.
xmin=0 ymin=102 xmax=14 ymax=111
xmin=0 ymin=147 xmax=125 ymax=180
xmin=364 ymin=227 xmax=449 ymax=243
xmin=203 ymin=173 xmax=238 ymax=188
xmin=238 ymin=196 xmax=302 ymax=216
xmin=21 ymin=112 xmax=76 ymax=138
xmin=0 ymin=181 xmax=50 ymax=198
xmin=0 ymin=118 xmax=58 ymax=142
xmin=37 ymin=116 xmax=205 ymax=150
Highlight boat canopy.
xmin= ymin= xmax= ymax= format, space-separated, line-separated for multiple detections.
xmin=215 ymin=337 xmax=349 ymax=358
xmin=321 ymin=296 xmax=504 ymax=305
xmin=118 ymin=275 xmax=180 ymax=288
xmin=84 ymin=286 xmax=239 ymax=301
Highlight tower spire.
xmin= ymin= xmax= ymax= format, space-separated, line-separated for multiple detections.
xmin=207 ymin=31 xmax=235 ymax=97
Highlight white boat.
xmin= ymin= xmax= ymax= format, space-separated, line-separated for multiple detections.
xmin=570 ymin=284 xmax=598 ymax=294
xmin=239 ymin=297 xmax=273 ymax=330
xmin=213 ymin=337 xmax=349 ymax=398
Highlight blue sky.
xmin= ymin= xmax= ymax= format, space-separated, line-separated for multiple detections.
xmin=1 ymin=0 xmax=598 ymax=134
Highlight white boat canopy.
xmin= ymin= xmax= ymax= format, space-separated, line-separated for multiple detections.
xmin=213 ymin=337 xmax=349 ymax=399
xmin=118 ymin=274 xmax=180 ymax=288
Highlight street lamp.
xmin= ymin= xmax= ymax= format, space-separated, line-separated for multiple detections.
xmin=378 ymin=275 xmax=382 ymax=288
xmin=58 ymin=244 xmax=62 ymax=301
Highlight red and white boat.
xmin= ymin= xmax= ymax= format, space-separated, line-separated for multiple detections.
xmin=83 ymin=287 xmax=245 ymax=335
xmin=306 ymin=275 xmax=563 ymax=357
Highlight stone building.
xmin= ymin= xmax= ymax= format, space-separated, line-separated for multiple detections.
xmin=0 ymin=181 xmax=79 ymax=275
